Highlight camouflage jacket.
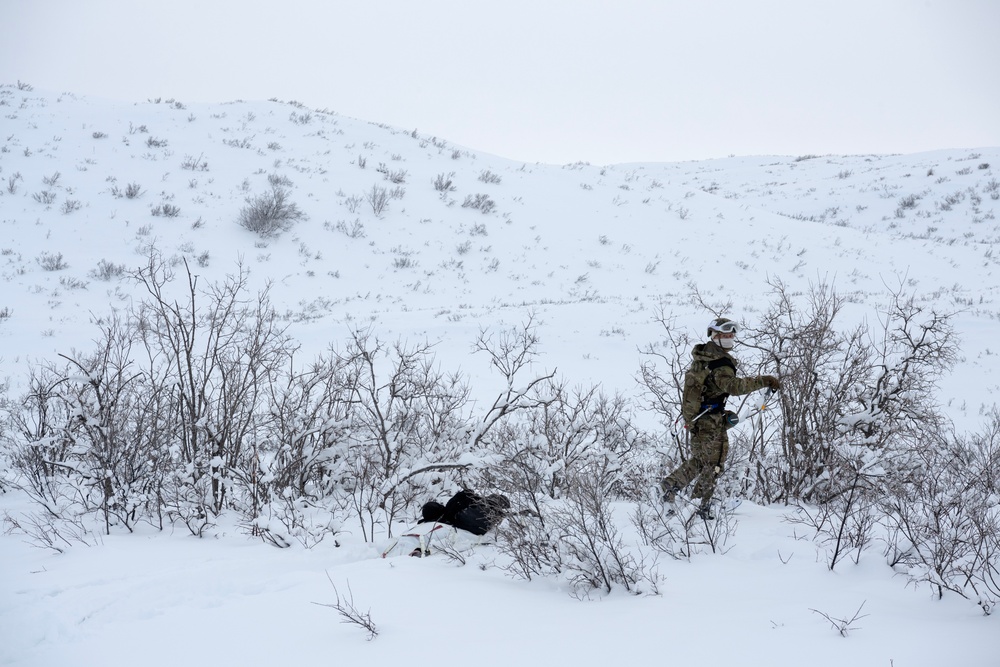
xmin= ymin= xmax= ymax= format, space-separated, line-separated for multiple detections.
xmin=681 ymin=341 xmax=769 ymax=424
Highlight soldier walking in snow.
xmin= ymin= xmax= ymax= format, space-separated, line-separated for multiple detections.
xmin=660 ymin=317 xmax=780 ymax=519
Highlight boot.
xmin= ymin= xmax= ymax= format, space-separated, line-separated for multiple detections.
xmin=660 ymin=480 xmax=681 ymax=504
xmin=696 ymin=503 xmax=715 ymax=521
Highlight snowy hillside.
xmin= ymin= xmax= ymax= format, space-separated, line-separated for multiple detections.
xmin=1 ymin=86 xmax=998 ymax=413
xmin=0 ymin=84 xmax=997 ymax=666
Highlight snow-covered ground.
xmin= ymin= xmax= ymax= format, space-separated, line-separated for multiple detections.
xmin=2 ymin=496 xmax=994 ymax=667
xmin=1 ymin=85 xmax=997 ymax=665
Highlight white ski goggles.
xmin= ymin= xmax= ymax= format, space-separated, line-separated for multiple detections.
xmin=709 ymin=320 xmax=738 ymax=334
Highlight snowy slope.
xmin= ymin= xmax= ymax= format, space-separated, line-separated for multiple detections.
xmin=0 ymin=86 xmax=997 ymax=666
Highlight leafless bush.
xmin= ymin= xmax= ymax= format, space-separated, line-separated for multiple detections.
xmin=478 ymin=169 xmax=502 ymax=184
xmin=36 ymin=251 xmax=68 ymax=271
xmin=434 ymin=172 xmax=457 ymax=192
xmin=879 ymin=411 xmax=1000 ymax=612
xmin=738 ymin=279 xmax=954 ymax=505
xmin=133 ymin=254 xmax=294 ymax=528
xmin=181 ymin=154 xmax=209 ymax=171
xmin=90 ymin=259 xmax=127 ymax=281
xmin=462 ymin=193 xmax=495 ymax=214
xmin=223 ymin=136 xmax=254 ymax=149
xmin=494 ymin=506 xmax=563 ymax=580
xmin=314 ymin=577 xmax=378 ymax=640
xmin=2 ymin=511 xmax=99 ymax=554
xmin=496 ymin=379 xmax=645 ymax=500
xmin=151 ymin=203 xmax=181 ymax=217
xmin=365 ymin=184 xmax=390 ymax=216
xmin=552 ymin=475 xmax=658 ymax=595
xmin=33 ymin=190 xmax=56 ymax=205
xmin=237 ymin=185 xmax=304 ymax=237
xmin=332 ymin=329 xmax=474 ymax=540
xmin=0 ymin=315 xmax=174 ymax=535
xmin=112 ymin=182 xmax=144 ymax=199
xmin=331 ymin=218 xmax=365 ymax=238
xmin=252 ymin=497 xmax=339 ymax=549
xmin=785 ymin=465 xmax=879 ymax=571
xmin=810 ymin=601 xmax=868 ymax=637
xmin=376 ymin=163 xmax=407 ymax=184
xmin=633 ymin=497 xmax=738 ymax=560
xmin=343 ymin=194 xmax=363 ymax=214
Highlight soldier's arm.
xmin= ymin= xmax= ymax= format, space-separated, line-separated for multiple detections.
xmin=714 ymin=367 xmax=769 ymax=397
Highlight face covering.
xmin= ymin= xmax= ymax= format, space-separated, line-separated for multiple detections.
xmin=716 ymin=336 xmax=735 ymax=349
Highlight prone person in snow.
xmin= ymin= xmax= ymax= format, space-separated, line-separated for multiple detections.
xmin=420 ymin=490 xmax=511 ymax=536
xmin=380 ymin=490 xmax=511 ymax=558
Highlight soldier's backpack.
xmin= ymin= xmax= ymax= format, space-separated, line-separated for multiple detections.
xmin=681 ymin=356 xmax=735 ymax=423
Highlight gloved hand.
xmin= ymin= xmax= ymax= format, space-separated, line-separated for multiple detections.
xmin=761 ymin=375 xmax=781 ymax=391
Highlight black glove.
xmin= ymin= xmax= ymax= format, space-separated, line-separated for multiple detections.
xmin=761 ymin=375 xmax=781 ymax=391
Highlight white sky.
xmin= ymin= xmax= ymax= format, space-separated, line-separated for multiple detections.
xmin=2 ymin=0 xmax=999 ymax=165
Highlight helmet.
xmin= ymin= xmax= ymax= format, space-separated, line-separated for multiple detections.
xmin=707 ymin=317 xmax=738 ymax=338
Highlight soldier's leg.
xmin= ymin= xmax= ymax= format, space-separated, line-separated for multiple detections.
xmin=663 ymin=423 xmax=713 ymax=500
xmin=661 ymin=457 xmax=701 ymax=500
xmin=691 ymin=423 xmax=728 ymax=505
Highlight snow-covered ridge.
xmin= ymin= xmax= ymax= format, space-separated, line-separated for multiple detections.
xmin=0 ymin=84 xmax=998 ymax=411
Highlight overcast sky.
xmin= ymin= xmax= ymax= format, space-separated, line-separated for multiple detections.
xmin=2 ymin=0 xmax=998 ymax=165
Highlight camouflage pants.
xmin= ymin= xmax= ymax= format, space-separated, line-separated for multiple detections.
xmin=662 ymin=414 xmax=729 ymax=504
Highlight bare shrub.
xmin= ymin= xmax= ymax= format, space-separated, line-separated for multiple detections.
xmin=133 ymin=254 xmax=295 ymax=529
xmin=151 ymin=203 xmax=181 ymax=217
xmin=90 ymin=259 xmax=127 ymax=281
xmin=365 ymin=184 xmax=390 ymax=216
xmin=810 ymin=601 xmax=869 ymax=637
xmin=181 ymin=154 xmax=209 ymax=171
xmin=267 ymin=173 xmax=293 ymax=187
xmin=462 ymin=193 xmax=495 ymax=215
xmin=551 ymin=475 xmax=658 ymax=595
xmin=36 ymin=251 xmax=68 ymax=271
xmin=32 ymin=190 xmax=56 ymax=205
xmin=333 ymin=219 xmax=366 ymax=238
xmin=344 ymin=194 xmax=363 ymax=214
xmin=112 ymin=182 xmax=144 ymax=199
xmin=739 ymin=279 xmax=954 ymax=505
xmin=2 ymin=511 xmax=99 ymax=554
xmin=314 ymin=577 xmax=378 ymax=640
xmin=237 ymin=185 xmax=304 ymax=237
xmin=332 ymin=329 xmax=475 ymax=540
xmin=880 ymin=411 xmax=1000 ymax=611
xmin=376 ymin=163 xmax=407 ymax=184
xmin=434 ymin=172 xmax=457 ymax=192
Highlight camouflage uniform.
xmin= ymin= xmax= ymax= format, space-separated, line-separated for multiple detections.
xmin=662 ymin=340 xmax=772 ymax=508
